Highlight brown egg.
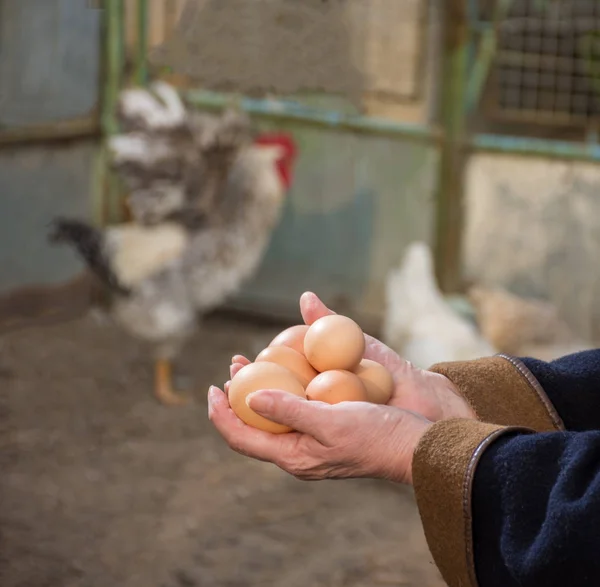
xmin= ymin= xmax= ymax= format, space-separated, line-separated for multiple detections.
xmin=304 ymin=315 xmax=365 ymax=372
xmin=305 ymin=370 xmax=368 ymax=404
xmin=229 ymin=362 xmax=306 ymax=434
xmin=354 ymin=359 xmax=394 ymax=404
xmin=255 ymin=346 xmax=318 ymax=388
xmin=268 ymin=324 xmax=309 ymax=355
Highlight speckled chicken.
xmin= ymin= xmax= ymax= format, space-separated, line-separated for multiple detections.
xmin=50 ymin=82 xmax=298 ymax=405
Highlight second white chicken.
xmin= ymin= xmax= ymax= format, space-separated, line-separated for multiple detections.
xmin=382 ymin=242 xmax=497 ymax=369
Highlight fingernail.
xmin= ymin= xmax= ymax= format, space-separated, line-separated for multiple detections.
xmin=229 ymin=365 xmax=234 ymax=378
xmin=208 ymin=385 xmax=222 ymax=402
xmin=207 ymin=386 xmax=216 ymax=419
xmin=246 ymin=391 xmax=273 ymax=413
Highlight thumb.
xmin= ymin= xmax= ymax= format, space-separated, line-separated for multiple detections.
xmin=299 ymin=291 xmax=336 ymax=326
xmin=247 ymin=390 xmax=329 ymax=440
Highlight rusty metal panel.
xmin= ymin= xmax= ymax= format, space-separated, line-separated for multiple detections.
xmin=0 ymin=142 xmax=95 ymax=289
xmin=0 ymin=0 xmax=101 ymax=129
xmin=228 ymin=122 xmax=439 ymax=329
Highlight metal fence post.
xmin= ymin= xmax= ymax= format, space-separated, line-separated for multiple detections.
xmin=434 ymin=0 xmax=469 ymax=293
xmin=96 ymin=0 xmax=126 ymax=226
xmin=135 ymin=0 xmax=149 ymax=86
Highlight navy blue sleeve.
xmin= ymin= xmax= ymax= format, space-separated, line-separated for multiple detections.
xmin=472 ymin=429 xmax=600 ymax=587
xmin=520 ymin=349 xmax=600 ymax=431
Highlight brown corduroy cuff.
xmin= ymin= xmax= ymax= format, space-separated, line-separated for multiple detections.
xmin=429 ymin=354 xmax=565 ymax=432
xmin=412 ymin=419 xmax=534 ymax=587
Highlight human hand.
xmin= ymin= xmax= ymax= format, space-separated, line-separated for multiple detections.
xmin=229 ymin=292 xmax=475 ymax=423
xmin=208 ymin=385 xmax=432 ymax=485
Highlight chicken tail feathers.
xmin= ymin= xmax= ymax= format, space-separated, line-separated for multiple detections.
xmin=0 ymin=271 xmax=106 ymax=335
xmin=48 ymin=218 xmax=130 ymax=296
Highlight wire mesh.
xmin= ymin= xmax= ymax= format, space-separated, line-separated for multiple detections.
xmin=140 ymin=0 xmax=428 ymax=110
xmin=475 ymin=0 xmax=600 ymax=127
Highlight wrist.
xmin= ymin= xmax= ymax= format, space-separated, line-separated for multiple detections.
xmin=380 ymin=413 xmax=433 ymax=485
xmin=404 ymin=418 xmax=433 ymax=485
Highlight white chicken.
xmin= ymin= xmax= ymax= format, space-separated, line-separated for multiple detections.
xmin=382 ymin=242 xmax=497 ymax=369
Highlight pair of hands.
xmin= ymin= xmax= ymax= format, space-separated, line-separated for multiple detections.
xmin=208 ymin=292 xmax=475 ymax=485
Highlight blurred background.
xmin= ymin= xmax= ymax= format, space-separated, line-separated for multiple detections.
xmin=0 ymin=1 xmax=599 ymax=585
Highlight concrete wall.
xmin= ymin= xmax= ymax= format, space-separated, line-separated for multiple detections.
xmin=141 ymin=0 xmax=439 ymax=125
xmin=463 ymin=152 xmax=600 ymax=341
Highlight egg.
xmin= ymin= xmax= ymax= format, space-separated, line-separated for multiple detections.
xmin=255 ymin=345 xmax=318 ymax=388
xmin=268 ymin=324 xmax=309 ymax=355
xmin=229 ymin=362 xmax=306 ymax=434
xmin=305 ymin=370 xmax=368 ymax=404
xmin=304 ymin=315 xmax=365 ymax=372
xmin=354 ymin=359 xmax=394 ymax=404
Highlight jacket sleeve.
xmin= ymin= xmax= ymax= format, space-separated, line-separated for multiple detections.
xmin=428 ymin=350 xmax=600 ymax=432
xmin=412 ymin=421 xmax=600 ymax=587
xmin=471 ymin=428 xmax=600 ymax=587
xmin=519 ymin=349 xmax=600 ymax=430
xmin=411 ymin=350 xmax=600 ymax=587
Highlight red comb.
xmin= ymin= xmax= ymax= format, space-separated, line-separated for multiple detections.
xmin=253 ymin=133 xmax=297 ymax=190
xmin=254 ymin=133 xmax=298 ymax=158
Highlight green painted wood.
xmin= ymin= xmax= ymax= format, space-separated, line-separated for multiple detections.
xmin=135 ymin=0 xmax=149 ymax=86
xmin=100 ymin=0 xmax=127 ymax=225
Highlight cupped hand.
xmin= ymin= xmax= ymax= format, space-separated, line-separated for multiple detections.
xmin=230 ymin=291 xmax=475 ymax=423
xmin=208 ymin=385 xmax=431 ymax=485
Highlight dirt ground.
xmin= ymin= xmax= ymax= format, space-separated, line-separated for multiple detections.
xmin=0 ymin=313 xmax=445 ymax=587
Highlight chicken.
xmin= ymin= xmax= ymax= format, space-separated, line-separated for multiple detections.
xmin=46 ymin=83 xmax=298 ymax=405
xmin=468 ymin=285 xmax=593 ymax=360
xmin=382 ymin=242 xmax=497 ymax=369
xmin=115 ymin=80 xmax=188 ymax=133
xmin=110 ymin=81 xmax=261 ymax=226
xmin=49 ymin=220 xmax=196 ymax=405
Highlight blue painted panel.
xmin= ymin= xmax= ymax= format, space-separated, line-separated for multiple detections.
xmin=0 ymin=0 xmax=101 ymax=289
xmin=0 ymin=0 xmax=101 ymax=127
xmin=0 ymin=142 xmax=95 ymax=289
xmin=256 ymin=186 xmax=375 ymax=301
xmin=229 ymin=120 xmax=439 ymax=326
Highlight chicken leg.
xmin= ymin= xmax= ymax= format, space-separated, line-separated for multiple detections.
xmin=122 ymin=194 xmax=133 ymax=222
xmin=155 ymin=358 xmax=190 ymax=406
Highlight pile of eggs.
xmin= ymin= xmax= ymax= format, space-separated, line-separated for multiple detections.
xmin=228 ymin=315 xmax=394 ymax=434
